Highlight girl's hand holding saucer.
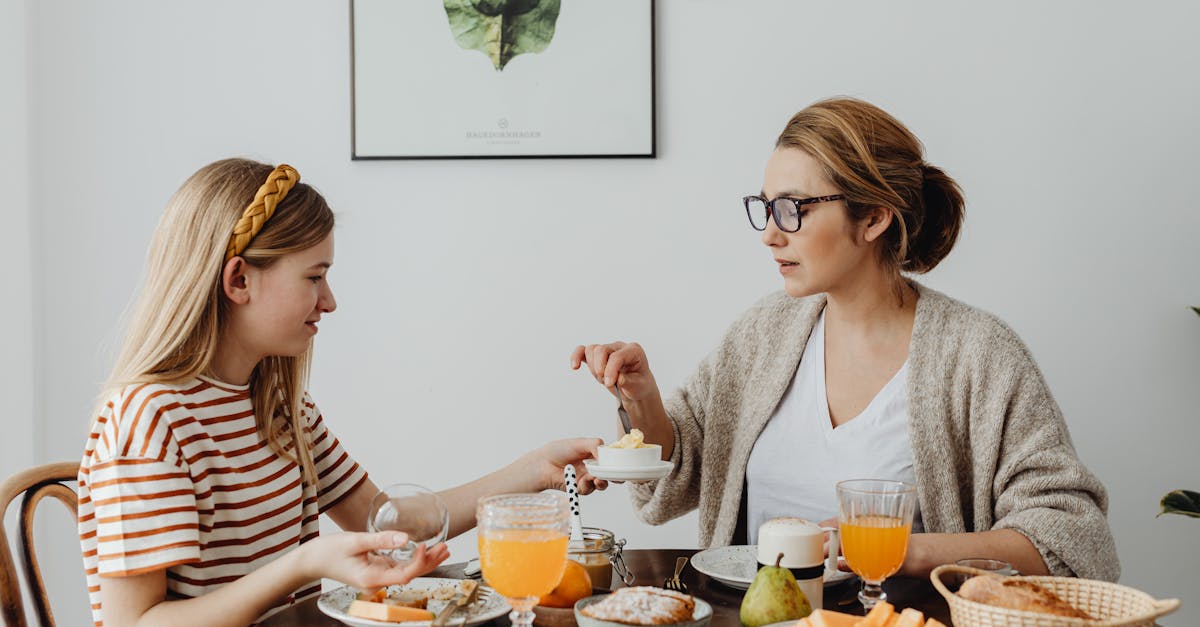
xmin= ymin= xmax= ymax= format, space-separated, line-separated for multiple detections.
xmin=518 ymin=438 xmax=609 ymax=495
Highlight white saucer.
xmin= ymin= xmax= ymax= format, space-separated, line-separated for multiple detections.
xmin=690 ymin=545 xmax=856 ymax=589
xmin=582 ymin=458 xmax=673 ymax=482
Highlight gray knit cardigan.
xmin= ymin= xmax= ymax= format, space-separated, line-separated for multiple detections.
xmin=629 ymin=283 xmax=1119 ymax=582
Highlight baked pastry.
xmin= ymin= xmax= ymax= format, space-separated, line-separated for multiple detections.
xmin=580 ymin=586 xmax=695 ymax=625
xmin=958 ymin=575 xmax=1091 ymax=619
xmin=356 ymin=587 xmax=429 ymax=609
xmin=431 ymin=580 xmax=477 ymax=601
xmin=392 ymin=588 xmax=431 ymax=609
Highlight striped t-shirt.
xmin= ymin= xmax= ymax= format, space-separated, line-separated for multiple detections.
xmin=78 ymin=376 xmax=368 ymax=626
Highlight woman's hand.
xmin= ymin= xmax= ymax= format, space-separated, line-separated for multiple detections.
xmin=570 ymin=341 xmax=659 ymax=401
xmin=300 ymin=532 xmax=450 ymax=590
xmin=515 ymin=438 xmax=609 ymax=494
xmin=817 ymin=517 xmax=851 ymax=571
xmin=570 ymin=341 xmax=676 ymax=460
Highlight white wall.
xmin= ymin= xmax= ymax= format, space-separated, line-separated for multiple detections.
xmin=17 ymin=1 xmax=1200 ymax=625
xmin=2 ymin=0 xmax=36 ymax=483
xmin=2 ymin=1 xmax=51 ymax=621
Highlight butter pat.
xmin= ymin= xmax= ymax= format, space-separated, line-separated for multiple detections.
xmin=612 ymin=429 xmax=649 ymax=449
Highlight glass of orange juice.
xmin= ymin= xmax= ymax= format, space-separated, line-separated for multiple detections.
xmin=836 ymin=479 xmax=917 ymax=610
xmin=477 ymin=493 xmax=571 ymax=627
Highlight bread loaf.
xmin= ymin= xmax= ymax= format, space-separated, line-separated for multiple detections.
xmin=958 ymin=575 xmax=1091 ymax=619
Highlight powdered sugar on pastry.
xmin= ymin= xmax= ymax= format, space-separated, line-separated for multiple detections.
xmin=580 ymin=586 xmax=696 ymax=625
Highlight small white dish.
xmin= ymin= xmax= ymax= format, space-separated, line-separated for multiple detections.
xmin=596 ymin=443 xmax=662 ymax=467
xmin=582 ymin=458 xmax=673 ymax=482
xmin=317 ymin=578 xmax=508 ymax=627
xmin=690 ymin=545 xmax=855 ymax=590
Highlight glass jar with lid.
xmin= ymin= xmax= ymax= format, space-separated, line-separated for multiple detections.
xmin=568 ymin=527 xmax=633 ymax=589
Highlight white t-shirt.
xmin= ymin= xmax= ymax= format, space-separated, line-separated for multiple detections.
xmin=746 ymin=311 xmax=921 ymax=543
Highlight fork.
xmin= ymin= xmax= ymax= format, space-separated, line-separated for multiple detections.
xmin=663 ymin=556 xmax=688 ymax=593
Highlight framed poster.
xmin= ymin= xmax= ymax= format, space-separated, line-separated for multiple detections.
xmin=351 ymin=0 xmax=656 ymax=159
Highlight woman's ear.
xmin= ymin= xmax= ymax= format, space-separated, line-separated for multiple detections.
xmin=222 ymin=257 xmax=251 ymax=304
xmin=861 ymin=206 xmax=895 ymax=243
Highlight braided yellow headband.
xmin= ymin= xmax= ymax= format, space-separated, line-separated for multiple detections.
xmin=225 ymin=164 xmax=301 ymax=261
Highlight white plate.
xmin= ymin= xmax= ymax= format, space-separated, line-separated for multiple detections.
xmin=690 ymin=545 xmax=855 ymax=590
xmin=582 ymin=459 xmax=673 ymax=482
xmin=317 ymin=578 xmax=509 ymax=627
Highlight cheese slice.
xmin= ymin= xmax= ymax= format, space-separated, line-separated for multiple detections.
xmin=808 ymin=609 xmax=861 ymax=627
xmin=893 ymin=608 xmax=924 ymax=627
xmin=854 ymin=601 xmax=894 ymax=627
xmin=347 ymin=600 xmax=435 ymax=623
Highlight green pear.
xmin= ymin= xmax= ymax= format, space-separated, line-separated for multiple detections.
xmin=739 ymin=553 xmax=812 ymax=627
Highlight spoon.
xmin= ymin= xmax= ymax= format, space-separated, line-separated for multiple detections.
xmin=609 ymin=385 xmax=633 ymax=433
xmin=564 ymin=465 xmax=586 ymax=550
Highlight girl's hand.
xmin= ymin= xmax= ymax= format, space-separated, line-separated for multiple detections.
xmin=300 ymin=532 xmax=450 ymax=589
xmin=570 ymin=342 xmax=659 ymax=402
xmin=516 ymin=438 xmax=609 ymax=495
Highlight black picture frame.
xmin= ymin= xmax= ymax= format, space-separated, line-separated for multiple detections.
xmin=350 ymin=0 xmax=657 ymax=160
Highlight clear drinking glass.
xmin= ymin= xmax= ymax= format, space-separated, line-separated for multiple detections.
xmin=955 ymin=558 xmax=1014 ymax=575
xmin=366 ymin=483 xmax=450 ymax=565
xmin=954 ymin=558 xmax=1015 ymax=589
xmin=836 ymin=479 xmax=917 ymax=610
xmin=476 ymin=493 xmax=571 ymax=627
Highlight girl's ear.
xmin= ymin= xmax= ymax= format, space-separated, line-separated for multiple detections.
xmin=222 ymin=257 xmax=251 ymax=304
xmin=861 ymin=206 xmax=894 ymax=243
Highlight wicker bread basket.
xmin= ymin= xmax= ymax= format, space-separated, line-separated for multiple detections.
xmin=930 ymin=565 xmax=1180 ymax=627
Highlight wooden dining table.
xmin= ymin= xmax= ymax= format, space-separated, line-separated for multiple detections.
xmin=265 ymin=548 xmax=953 ymax=626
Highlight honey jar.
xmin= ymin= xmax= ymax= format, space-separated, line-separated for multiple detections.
xmin=567 ymin=527 xmax=633 ymax=589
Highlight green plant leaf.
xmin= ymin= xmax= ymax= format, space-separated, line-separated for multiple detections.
xmin=444 ymin=0 xmax=561 ymax=71
xmin=1159 ymin=490 xmax=1200 ymax=518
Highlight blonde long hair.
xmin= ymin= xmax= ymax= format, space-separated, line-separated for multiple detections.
xmin=103 ymin=158 xmax=334 ymax=482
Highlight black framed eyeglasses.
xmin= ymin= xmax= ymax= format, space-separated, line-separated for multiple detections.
xmin=743 ymin=194 xmax=846 ymax=232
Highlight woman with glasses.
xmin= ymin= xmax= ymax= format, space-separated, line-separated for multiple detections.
xmin=571 ymin=97 xmax=1117 ymax=582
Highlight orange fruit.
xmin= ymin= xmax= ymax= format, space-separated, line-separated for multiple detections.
xmin=538 ymin=559 xmax=593 ymax=608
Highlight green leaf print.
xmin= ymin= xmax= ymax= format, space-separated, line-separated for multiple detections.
xmin=444 ymin=0 xmax=562 ymax=71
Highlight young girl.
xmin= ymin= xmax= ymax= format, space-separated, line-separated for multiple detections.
xmin=78 ymin=159 xmax=606 ymax=627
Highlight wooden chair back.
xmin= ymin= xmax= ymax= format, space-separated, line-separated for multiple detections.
xmin=0 ymin=462 xmax=80 ymax=627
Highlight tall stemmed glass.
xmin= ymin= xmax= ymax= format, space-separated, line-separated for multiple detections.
xmin=477 ymin=493 xmax=571 ymax=627
xmin=836 ymin=479 xmax=917 ymax=610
